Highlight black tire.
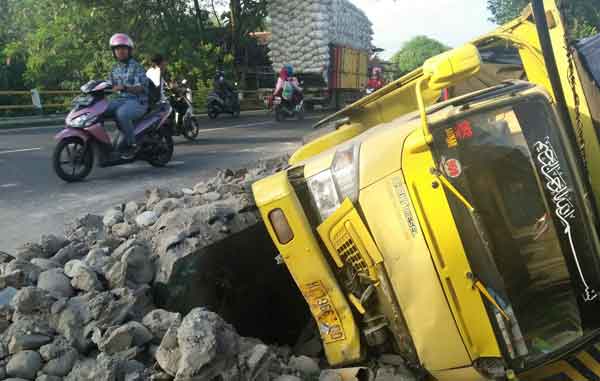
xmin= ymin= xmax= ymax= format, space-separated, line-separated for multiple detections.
xmin=182 ymin=116 xmax=200 ymax=141
xmin=297 ymin=104 xmax=305 ymax=120
xmin=232 ymin=103 xmax=241 ymax=118
xmin=53 ymin=138 xmax=94 ymax=182
xmin=147 ymin=133 xmax=174 ymax=167
xmin=275 ymin=108 xmax=284 ymax=122
xmin=208 ymin=104 xmax=219 ymax=119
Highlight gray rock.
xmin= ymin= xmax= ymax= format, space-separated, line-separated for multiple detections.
xmin=103 ymin=207 xmax=124 ymax=228
xmin=36 ymin=375 xmax=62 ymax=381
xmin=5 ymin=378 xmax=32 ymax=381
xmin=1 ymin=318 xmax=54 ymax=350
xmin=145 ymin=187 xmax=170 ymax=209
xmin=83 ymin=248 xmax=114 ymax=275
xmin=39 ymin=336 xmax=72 ymax=361
xmin=64 ymin=260 xmax=103 ymax=292
xmin=274 ymin=376 xmax=302 ymax=381
xmin=319 ymin=372 xmax=343 ymax=381
xmin=289 ymin=355 xmax=320 ymax=376
xmin=37 ymin=269 xmax=74 ymax=299
xmin=8 ymin=334 xmax=52 ymax=353
xmin=87 ymin=289 xmax=136 ymax=330
xmin=124 ymin=201 xmax=141 ymax=223
xmin=52 ymin=295 xmax=95 ymax=352
xmin=106 ymin=261 xmax=126 ymax=290
xmin=0 ymin=341 xmax=7 ymax=359
xmin=193 ymin=182 xmax=209 ymax=194
xmin=156 ymin=308 xmax=240 ymax=379
xmin=112 ymin=223 xmax=138 ymax=239
xmin=0 ymin=271 xmax=26 ymax=290
xmin=7 ymin=350 xmax=42 ymax=379
xmin=51 ymin=242 xmax=88 ymax=266
xmin=181 ymin=188 xmax=194 ymax=196
xmin=203 ymin=191 xmax=221 ymax=202
xmin=40 ymin=235 xmax=70 ymax=258
xmin=121 ymin=244 xmax=153 ymax=285
xmin=10 ymin=287 xmax=54 ymax=316
xmin=5 ymin=260 xmax=41 ymax=285
xmin=0 ymin=305 xmax=13 ymax=333
xmin=129 ymin=285 xmax=155 ymax=322
xmin=94 ymin=321 xmax=152 ymax=354
xmin=30 ymin=259 xmax=61 ymax=272
xmin=14 ymin=243 xmax=45 ymax=261
xmin=65 ymin=214 xmax=105 ymax=246
xmin=135 ymin=211 xmax=159 ymax=228
xmin=142 ymin=309 xmax=181 ymax=343
xmin=64 ymin=354 xmax=121 ymax=381
xmin=152 ymin=198 xmax=184 ymax=218
xmin=42 ymin=348 xmax=78 ymax=377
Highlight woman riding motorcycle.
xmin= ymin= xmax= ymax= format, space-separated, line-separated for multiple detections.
xmin=105 ymin=33 xmax=149 ymax=159
xmin=273 ymin=65 xmax=303 ymax=106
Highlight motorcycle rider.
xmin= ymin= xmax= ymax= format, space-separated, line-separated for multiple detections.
xmin=273 ymin=65 xmax=302 ymax=108
xmin=366 ymin=67 xmax=385 ymax=93
xmin=105 ymin=33 xmax=149 ymax=159
xmin=213 ymin=70 xmax=235 ymax=108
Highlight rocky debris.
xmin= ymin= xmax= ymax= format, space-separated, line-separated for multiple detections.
xmin=39 ymin=235 xmax=70 ymax=258
xmin=6 ymin=350 xmax=43 ymax=379
xmin=135 ymin=211 xmax=158 ymax=228
xmin=142 ymin=309 xmax=181 ymax=343
xmin=13 ymin=243 xmax=45 ymax=262
xmin=5 ymin=260 xmax=41 ymax=285
xmin=64 ymin=260 xmax=103 ymax=292
xmin=103 ymin=207 xmax=124 ymax=228
xmin=37 ymin=268 xmax=74 ymax=298
xmin=0 ymin=157 xmax=421 ymax=381
xmin=30 ymin=259 xmax=61 ymax=272
xmin=51 ymin=241 xmax=88 ymax=266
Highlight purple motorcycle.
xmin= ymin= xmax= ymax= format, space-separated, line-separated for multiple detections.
xmin=53 ymin=80 xmax=174 ymax=182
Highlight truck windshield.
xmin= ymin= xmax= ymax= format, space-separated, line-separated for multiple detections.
xmin=430 ymin=96 xmax=600 ymax=366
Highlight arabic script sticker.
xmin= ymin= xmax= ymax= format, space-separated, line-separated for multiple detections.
xmin=443 ymin=158 xmax=462 ymax=178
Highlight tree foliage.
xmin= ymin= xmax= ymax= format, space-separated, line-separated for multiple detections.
xmin=0 ymin=0 xmax=268 ymax=91
xmin=391 ymin=36 xmax=449 ymax=76
xmin=487 ymin=0 xmax=600 ymax=38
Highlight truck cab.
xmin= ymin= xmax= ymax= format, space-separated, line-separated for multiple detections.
xmin=252 ymin=1 xmax=600 ymax=380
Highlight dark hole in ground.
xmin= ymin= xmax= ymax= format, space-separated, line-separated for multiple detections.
xmin=154 ymin=222 xmax=312 ymax=346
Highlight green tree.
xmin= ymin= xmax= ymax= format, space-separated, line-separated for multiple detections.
xmin=391 ymin=36 xmax=449 ymax=76
xmin=487 ymin=0 xmax=600 ymax=38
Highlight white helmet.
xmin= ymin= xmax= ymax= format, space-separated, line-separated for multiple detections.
xmin=109 ymin=33 xmax=134 ymax=49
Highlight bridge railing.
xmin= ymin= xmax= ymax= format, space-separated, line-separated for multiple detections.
xmin=0 ymin=88 xmax=273 ymax=116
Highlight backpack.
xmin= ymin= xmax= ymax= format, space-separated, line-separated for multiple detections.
xmin=147 ymin=79 xmax=161 ymax=105
xmin=282 ymin=80 xmax=294 ymax=100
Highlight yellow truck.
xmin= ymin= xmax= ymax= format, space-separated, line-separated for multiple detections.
xmin=252 ymin=0 xmax=600 ymax=380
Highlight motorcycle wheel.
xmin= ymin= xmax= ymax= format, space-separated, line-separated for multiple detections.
xmin=232 ymin=103 xmax=241 ymax=118
xmin=53 ymin=138 xmax=94 ymax=182
xmin=147 ymin=133 xmax=174 ymax=167
xmin=182 ymin=116 xmax=200 ymax=141
xmin=297 ymin=104 xmax=305 ymax=120
xmin=275 ymin=107 xmax=284 ymax=122
xmin=208 ymin=105 xmax=219 ymax=119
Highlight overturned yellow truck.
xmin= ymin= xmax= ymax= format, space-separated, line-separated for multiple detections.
xmin=252 ymin=1 xmax=600 ymax=380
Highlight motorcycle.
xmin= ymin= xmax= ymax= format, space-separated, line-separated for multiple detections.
xmin=267 ymin=94 xmax=305 ymax=122
xmin=206 ymin=88 xmax=241 ymax=119
xmin=52 ymin=80 xmax=174 ymax=182
xmin=167 ymin=79 xmax=200 ymax=141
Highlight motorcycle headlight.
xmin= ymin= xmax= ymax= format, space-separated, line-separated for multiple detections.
xmin=69 ymin=113 xmax=95 ymax=128
xmin=307 ymin=144 xmax=360 ymax=221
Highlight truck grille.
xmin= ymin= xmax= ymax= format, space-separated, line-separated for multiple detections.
xmin=334 ymin=234 xmax=369 ymax=277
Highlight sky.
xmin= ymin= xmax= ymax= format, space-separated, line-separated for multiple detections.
xmin=349 ymin=0 xmax=498 ymax=59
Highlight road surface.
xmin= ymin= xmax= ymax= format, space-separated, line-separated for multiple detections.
xmin=0 ymin=113 xmax=321 ymax=253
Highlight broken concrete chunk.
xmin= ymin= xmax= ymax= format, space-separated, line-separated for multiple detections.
xmin=42 ymin=348 xmax=78 ymax=377
xmin=30 ymin=259 xmax=61 ymax=272
xmin=8 ymin=334 xmax=52 ymax=354
xmin=103 ymin=207 xmax=124 ymax=228
xmin=5 ymin=260 xmax=41 ymax=285
xmin=65 ymin=261 xmax=103 ymax=292
xmin=10 ymin=287 xmax=54 ymax=316
xmin=142 ymin=309 xmax=181 ymax=343
xmin=14 ymin=242 xmax=45 ymax=261
xmin=153 ymin=198 xmax=184 ymax=218
xmin=112 ymin=223 xmax=138 ymax=239
xmin=52 ymin=242 xmax=88 ymax=266
xmin=289 ymin=355 xmax=320 ymax=376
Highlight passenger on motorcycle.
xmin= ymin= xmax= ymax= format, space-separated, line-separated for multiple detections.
xmin=366 ymin=67 xmax=385 ymax=92
xmin=146 ymin=53 xmax=168 ymax=103
xmin=105 ymin=33 xmax=149 ymax=159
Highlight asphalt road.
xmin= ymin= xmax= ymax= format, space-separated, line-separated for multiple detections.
xmin=0 ymin=112 xmax=320 ymax=253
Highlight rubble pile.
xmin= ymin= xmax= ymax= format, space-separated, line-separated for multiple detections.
xmin=0 ymin=156 xmax=417 ymax=381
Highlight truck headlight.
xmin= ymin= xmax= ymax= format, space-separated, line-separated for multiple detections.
xmin=307 ymin=170 xmax=341 ymax=221
xmin=307 ymin=144 xmax=360 ymax=221
xmin=332 ymin=145 xmax=360 ymax=203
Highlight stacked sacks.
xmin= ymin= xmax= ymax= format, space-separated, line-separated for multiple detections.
xmin=268 ymin=0 xmax=373 ymax=73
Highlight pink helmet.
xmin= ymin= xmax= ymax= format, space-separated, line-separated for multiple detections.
xmin=109 ymin=33 xmax=134 ymax=49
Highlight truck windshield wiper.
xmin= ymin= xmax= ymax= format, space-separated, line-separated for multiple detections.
xmin=431 ymin=168 xmax=511 ymax=321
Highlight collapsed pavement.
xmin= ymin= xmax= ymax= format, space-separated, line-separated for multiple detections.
xmin=0 ymin=157 xmax=417 ymax=381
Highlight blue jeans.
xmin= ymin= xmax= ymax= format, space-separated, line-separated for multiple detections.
xmin=105 ymin=98 xmax=147 ymax=147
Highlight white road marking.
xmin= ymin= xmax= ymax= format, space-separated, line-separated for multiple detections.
xmin=0 ymin=147 xmax=42 ymax=155
xmin=0 ymin=183 xmax=18 ymax=188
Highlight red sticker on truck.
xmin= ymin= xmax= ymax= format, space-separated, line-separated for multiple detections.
xmin=443 ymin=158 xmax=462 ymax=178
